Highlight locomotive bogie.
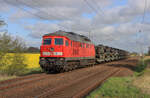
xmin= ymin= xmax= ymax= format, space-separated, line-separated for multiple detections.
xmin=39 ymin=57 xmax=95 ymax=72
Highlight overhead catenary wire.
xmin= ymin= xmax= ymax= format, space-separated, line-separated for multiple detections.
xmin=83 ymin=0 xmax=95 ymax=40
xmin=31 ymin=0 xmax=83 ymax=32
xmin=30 ymin=0 xmax=74 ymax=31
xmin=84 ymin=0 xmax=103 ymax=17
xmin=3 ymin=0 xmax=68 ymax=31
xmin=12 ymin=0 xmax=85 ymax=31
xmin=16 ymin=0 xmax=63 ymax=20
xmin=91 ymin=0 xmax=105 ymax=15
xmin=83 ymin=0 xmax=105 ymax=42
xmin=3 ymin=0 xmax=47 ymax=20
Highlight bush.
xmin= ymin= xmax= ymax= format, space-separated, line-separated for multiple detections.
xmin=1 ymin=54 xmax=27 ymax=76
xmin=0 ymin=32 xmax=27 ymax=76
xmin=135 ymin=59 xmax=147 ymax=73
xmin=134 ymin=58 xmax=150 ymax=76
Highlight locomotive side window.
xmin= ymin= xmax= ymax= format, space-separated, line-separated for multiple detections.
xmin=66 ymin=40 xmax=69 ymax=46
xmin=71 ymin=41 xmax=72 ymax=47
xmin=86 ymin=44 xmax=89 ymax=48
xmin=55 ymin=38 xmax=63 ymax=45
xmin=43 ymin=38 xmax=51 ymax=45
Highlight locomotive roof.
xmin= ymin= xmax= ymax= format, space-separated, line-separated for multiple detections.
xmin=44 ymin=30 xmax=92 ymax=44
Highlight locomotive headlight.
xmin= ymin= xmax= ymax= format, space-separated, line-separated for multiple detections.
xmin=53 ymin=52 xmax=63 ymax=56
xmin=42 ymin=52 xmax=63 ymax=56
xmin=43 ymin=52 xmax=51 ymax=55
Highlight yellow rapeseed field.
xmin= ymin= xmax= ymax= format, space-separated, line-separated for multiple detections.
xmin=5 ymin=53 xmax=40 ymax=69
xmin=23 ymin=53 xmax=40 ymax=68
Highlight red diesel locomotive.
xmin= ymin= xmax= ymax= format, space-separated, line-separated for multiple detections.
xmin=40 ymin=30 xmax=128 ymax=73
xmin=40 ymin=30 xmax=95 ymax=72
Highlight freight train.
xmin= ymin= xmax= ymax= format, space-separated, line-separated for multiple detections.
xmin=39 ymin=30 xmax=128 ymax=73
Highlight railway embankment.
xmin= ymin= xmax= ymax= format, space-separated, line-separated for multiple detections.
xmin=0 ymin=57 xmax=141 ymax=98
xmin=87 ymin=56 xmax=150 ymax=98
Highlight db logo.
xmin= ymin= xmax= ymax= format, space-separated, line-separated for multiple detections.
xmin=50 ymin=47 xmax=54 ymax=51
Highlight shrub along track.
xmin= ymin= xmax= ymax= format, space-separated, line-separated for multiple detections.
xmin=0 ymin=57 xmax=138 ymax=98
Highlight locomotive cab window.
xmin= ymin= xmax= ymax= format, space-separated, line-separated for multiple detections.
xmin=65 ymin=40 xmax=69 ymax=46
xmin=55 ymin=38 xmax=63 ymax=45
xmin=43 ymin=38 xmax=51 ymax=45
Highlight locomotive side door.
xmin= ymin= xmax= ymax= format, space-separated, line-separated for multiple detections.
xmin=64 ymin=38 xmax=72 ymax=58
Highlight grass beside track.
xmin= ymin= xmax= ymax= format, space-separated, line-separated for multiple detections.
xmin=133 ymin=68 xmax=150 ymax=94
xmin=23 ymin=67 xmax=43 ymax=76
xmin=87 ymin=77 xmax=150 ymax=98
xmin=87 ymin=57 xmax=150 ymax=98
xmin=0 ymin=67 xmax=42 ymax=81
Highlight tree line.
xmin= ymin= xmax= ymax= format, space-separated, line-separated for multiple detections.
xmin=0 ymin=32 xmax=40 ymax=76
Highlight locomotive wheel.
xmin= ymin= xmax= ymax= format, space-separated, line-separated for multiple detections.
xmin=58 ymin=64 xmax=69 ymax=72
xmin=43 ymin=67 xmax=51 ymax=74
xmin=64 ymin=65 xmax=70 ymax=72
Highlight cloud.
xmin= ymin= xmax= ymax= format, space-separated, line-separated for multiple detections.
xmin=0 ymin=0 xmax=11 ymax=12
xmin=24 ymin=22 xmax=60 ymax=38
xmin=5 ymin=0 xmax=113 ymax=21
xmin=0 ymin=0 xmax=150 ymax=53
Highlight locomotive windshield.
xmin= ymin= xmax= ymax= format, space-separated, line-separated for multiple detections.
xmin=43 ymin=38 xmax=51 ymax=45
xmin=55 ymin=38 xmax=63 ymax=45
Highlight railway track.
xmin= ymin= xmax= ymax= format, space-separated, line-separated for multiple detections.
xmin=74 ymin=69 xmax=122 ymax=98
xmin=0 ymin=73 xmax=45 ymax=85
xmin=35 ymin=68 xmax=121 ymax=98
xmin=0 ymin=57 xmax=138 ymax=98
xmin=0 ymin=73 xmax=51 ymax=91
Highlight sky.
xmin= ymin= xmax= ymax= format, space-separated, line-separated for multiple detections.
xmin=0 ymin=0 xmax=150 ymax=53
